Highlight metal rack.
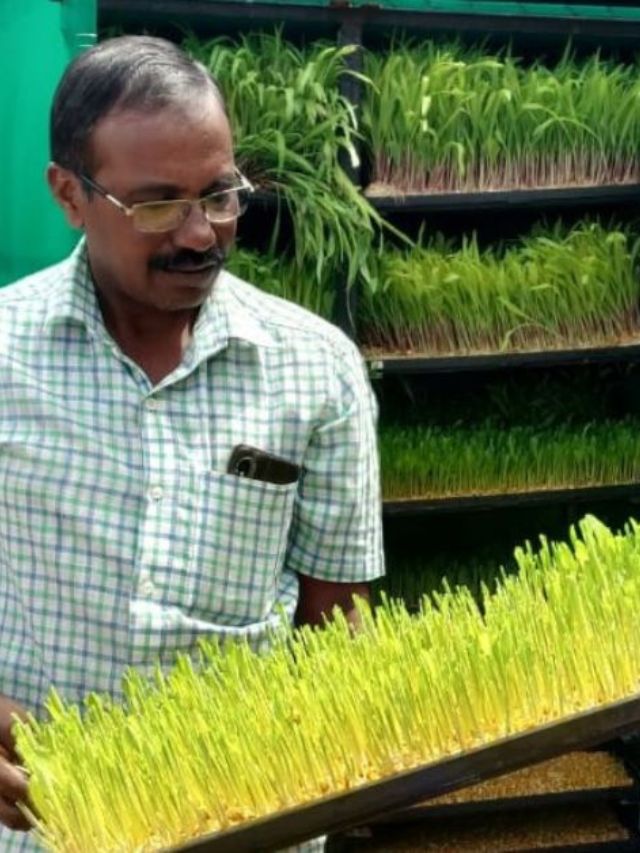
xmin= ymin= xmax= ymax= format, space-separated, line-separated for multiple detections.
xmin=97 ymin=3 xmax=640 ymax=847
xmin=100 ymin=0 xmax=640 ymax=41
xmin=383 ymin=484 xmax=640 ymax=517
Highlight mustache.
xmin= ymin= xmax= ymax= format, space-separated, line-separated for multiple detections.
xmin=149 ymin=247 xmax=227 ymax=272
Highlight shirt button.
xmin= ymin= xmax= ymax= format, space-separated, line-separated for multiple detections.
xmin=139 ymin=580 xmax=155 ymax=598
xmin=145 ymin=397 xmax=161 ymax=411
xmin=149 ymin=485 xmax=164 ymax=502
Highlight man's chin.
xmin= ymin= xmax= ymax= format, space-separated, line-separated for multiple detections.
xmin=151 ymin=264 xmax=222 ymax=309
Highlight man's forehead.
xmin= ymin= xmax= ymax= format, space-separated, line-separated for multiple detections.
xmin=88 ymin=98 xmax=233 ymax=187
xmin=93 ymin=98 xmax=230 ymax=147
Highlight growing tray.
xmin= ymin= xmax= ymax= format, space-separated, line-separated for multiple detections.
xmin=167 ymin=693 xmax=640 ymax=852
xmin=517 ymin=845 xmax=639 ymax=852
xmin=370 ymin=784 xmax=637 ymax=823
xmin=366 ymin=342 xmax=640 ymax=376
xmin=368 ymin=183 xmax=640 ymax=215
xmin=336 ymin=805 xmax=640 ymax=853
xmin=485 ymin=0 xmax=640 ymax=4
xmin=383 ymin=483 xmax=640 ymax=516
xmin=343 ymin=842 xmax=640 ymax=853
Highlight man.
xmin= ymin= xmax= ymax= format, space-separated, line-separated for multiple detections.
xmin=0 ymin=35 xmax=383 ymax=851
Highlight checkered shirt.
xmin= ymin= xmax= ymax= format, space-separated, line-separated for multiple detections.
xmin=0 ymin=240 xmax=384 ymax=852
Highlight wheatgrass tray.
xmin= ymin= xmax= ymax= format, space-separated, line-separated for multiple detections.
xmin=366 ymin=342 xmax=640 ymax=377
xmin=332 ymin=803 xmax=637 ymax=852
xmin=368 ymin=751 xmax=637 ymax=823
xmin=382 ymin=483 xmax=640 ymax=517
xmin=167 ymin=693 xmax=640 ymax=853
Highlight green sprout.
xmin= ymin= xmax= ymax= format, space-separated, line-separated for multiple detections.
xmin=363 ymin=43 xmax=640 ymax=194
xmin=14 ymin=516 xmax=640 ymax=851
xmin=361 ymin=222 xmax=640 ymax=355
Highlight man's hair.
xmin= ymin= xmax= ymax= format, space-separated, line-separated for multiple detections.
xmin=50 ymin=35 xmax=226 ymax=176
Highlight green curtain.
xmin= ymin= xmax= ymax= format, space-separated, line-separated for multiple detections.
xmin=0 ymin=0 xmax=96 ymax=287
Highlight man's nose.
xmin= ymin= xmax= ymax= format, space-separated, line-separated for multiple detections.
xmin=172 ymin=201 xmax=217 ymax=252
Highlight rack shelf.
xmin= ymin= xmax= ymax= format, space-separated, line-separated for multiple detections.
xmin=99 ymin=0 xmax=640 ymax=42
xmin=88 ymin=7 xmax=640 ymax=850
xmin=369 ymin=184 xmax=640 ymax=215
xmin=370 ymin=786 xmax=637 ymax=824
xmin=367 ymin=343 xmax=640 ymax=377
xmin=383 ymin=483 xmax=640 ymax=517
xmin=249 ymin=184 xmax=640 ymax=217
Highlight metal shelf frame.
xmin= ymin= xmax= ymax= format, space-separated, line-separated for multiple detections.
xmin=92 ymin=5 xmax=640 ymax=849
xmin=369 ymin=184 xmax=640 ymax=215
xmin=101 ymin=0 xmax=640 ymax=355
xmin=100 ymin=1 xmax=640 ymax=41
xmin=383 ymin=483 xmax=640 ymax=517
xmin=367 ymin=343 xmax=640 ymax=377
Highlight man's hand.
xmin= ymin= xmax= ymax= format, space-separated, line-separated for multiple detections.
xmin=0 ymin=695 xmax=30 ymax=831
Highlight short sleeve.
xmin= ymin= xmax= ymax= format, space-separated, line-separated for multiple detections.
xmin=285 ymin=336 xmax=384 ymax=583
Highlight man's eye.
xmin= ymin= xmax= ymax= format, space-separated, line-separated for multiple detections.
xmin=206 ymin=193 xmax=234 ymax=209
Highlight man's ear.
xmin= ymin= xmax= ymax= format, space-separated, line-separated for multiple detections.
xmin=47 ymin=162 xmax=86 ymax=229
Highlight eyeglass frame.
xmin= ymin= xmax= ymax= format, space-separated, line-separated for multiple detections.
xmin=77 ymin=168 xmax=254 ymax=232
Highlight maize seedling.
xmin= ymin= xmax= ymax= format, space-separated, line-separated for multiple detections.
xmin=361 ymin=221 xmax=640 ymax=356
xmin=226 ymin=248 xmax=335 ymax=320
xmin=380 ymin=418 xmax=640 ymax=500
xmin=185 ymin=31 xmax=382 ymax=289
xmin=363 ymin=43 xmax=640 ymax=194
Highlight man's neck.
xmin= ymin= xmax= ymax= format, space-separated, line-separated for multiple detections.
xmin=98 ymin=295 xmax=199 ymax=386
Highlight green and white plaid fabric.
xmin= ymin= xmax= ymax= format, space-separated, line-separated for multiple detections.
xmin=0 ymin=240 xmax=383 ymax=852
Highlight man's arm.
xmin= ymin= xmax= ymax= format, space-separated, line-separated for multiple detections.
xmin=295 ymin=575 xmax=370 ymax=629
xmin=0 ymin=694 xmax=29 ymax=831
xmin=285 ymin=337 xmax=384 ymax=599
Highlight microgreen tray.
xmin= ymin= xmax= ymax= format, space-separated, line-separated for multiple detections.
xmin=369 ymin=785 xmax=637 ymax=822
xmin=168 ymin=693 xmax=640 ymax=852
xmin=367 ymin=184 xmax=640 ymax=215
xmin=383 ymin=483 xmax=640 ymax=517
xmin=366 ymin=344 xmax=640 ymax=377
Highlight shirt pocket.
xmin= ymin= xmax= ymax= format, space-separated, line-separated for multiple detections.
xmin=190 ymin=470 xmax=297 ymax=625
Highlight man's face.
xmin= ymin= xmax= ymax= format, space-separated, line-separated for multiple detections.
xmin=53 ymin=93 xmax=237 ymax=315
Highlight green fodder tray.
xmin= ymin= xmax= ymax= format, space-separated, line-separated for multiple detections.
xmin=167 ymin=693 xmax=640 ymax=853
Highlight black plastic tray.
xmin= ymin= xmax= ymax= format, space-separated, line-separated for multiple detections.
xmin=487 ymin=0 xmax=640 ymax=4
xmin=368 ymin=183 xmax=640 ymax=215
xmin=336 ymin=827 xmax=640 ymax=853
xmin=383 ymin=483 xmax=640 ymax=517
xmin=244 ymin=184 xmax=640 ymax=215
xmin=366 ymin=343 xmax=640 ymax=377
xmin=371 ymin=785 xmax=637 ymax=823
xmin=519 ymin=845 xmax=640 ymax=852
xmin=167 ymin=693 xmax=640 ymax=852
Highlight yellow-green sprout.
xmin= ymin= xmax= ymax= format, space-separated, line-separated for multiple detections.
xmin=15 ymin=515 xmax=640 ymax=852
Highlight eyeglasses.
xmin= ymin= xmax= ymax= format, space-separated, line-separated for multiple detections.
xmin=79 ymin=170 xmax=254 ymax=233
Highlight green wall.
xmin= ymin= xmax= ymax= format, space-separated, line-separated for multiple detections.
xmin=0 ymin=0 xmax=97 ymax=287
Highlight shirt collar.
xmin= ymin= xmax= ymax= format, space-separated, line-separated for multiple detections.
xmin=193 ymin=269 xmax=276 ymax=359
xmin=44 ymin=239 xmax=104 ymax=338
xmin=45 ymin=240 xmax=277 ymax=356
